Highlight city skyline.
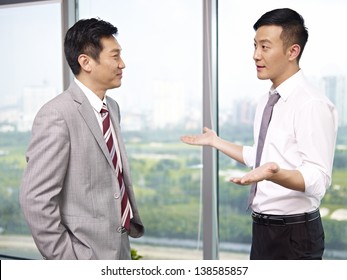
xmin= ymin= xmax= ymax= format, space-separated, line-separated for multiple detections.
xmin=0 ymin=72 xmax=346 ymax=133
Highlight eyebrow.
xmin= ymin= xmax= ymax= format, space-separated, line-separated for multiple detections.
xmin=110 ymin=48 xmax=121 ymax=53
xmin=254 ymin=39 xmax=272 ymax=44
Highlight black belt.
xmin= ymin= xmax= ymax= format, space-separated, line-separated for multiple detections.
xmin=252 ymin=209 xmax=320 ymax=226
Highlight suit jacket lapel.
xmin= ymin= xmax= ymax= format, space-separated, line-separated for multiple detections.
xmin=106 ymin=96 xmax=132 ymax=187
xmin=67 ymin=81 xmax=115 ymax=170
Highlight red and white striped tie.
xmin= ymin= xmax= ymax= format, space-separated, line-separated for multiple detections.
xmin=101 ymin=103 xmax=131 ymax=230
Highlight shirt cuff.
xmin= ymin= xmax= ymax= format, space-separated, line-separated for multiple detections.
xmin=296 ymin=164 xmax=330 ymax=199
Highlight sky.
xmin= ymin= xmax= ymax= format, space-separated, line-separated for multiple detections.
xmin=1 ymin=0 xmax=347 ymax=113
xmin=0 ymin=1 xmax=63 ymax=107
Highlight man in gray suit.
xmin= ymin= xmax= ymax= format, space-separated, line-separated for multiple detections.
xmin=20 ymin=18 xmax=144 ymax=259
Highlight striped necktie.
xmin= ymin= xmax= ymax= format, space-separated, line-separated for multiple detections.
xmin=248 ymin=92 xmax=280 ymax=208
xmin=101 ymin=103 xmax=131 ymax=230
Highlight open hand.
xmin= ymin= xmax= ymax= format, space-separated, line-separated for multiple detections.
xmin=230 ymin=162 xmax=280 ymax=185
xmin=180 ymin=127 xmax=217 ymax=146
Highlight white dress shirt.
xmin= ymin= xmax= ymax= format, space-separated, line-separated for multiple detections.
xmin=243 ymin=70 xmax=338 ymax=215
xmin=74 ymin=78 xmax=122 ymax=172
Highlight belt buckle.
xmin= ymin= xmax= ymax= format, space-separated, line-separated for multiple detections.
xmin=271 ymin=217 xmax=286 ymax=226
xmin=252 ymin=212 xmax=286 ymax=226
xmin=263 ymin=215 xmax=285 ymax=226
xmin=263 ymin=214 xmax=286 ymax=226
xmin=252 ymin=212 xmax=270 ymax=225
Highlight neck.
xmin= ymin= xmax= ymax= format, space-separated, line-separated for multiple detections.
xmin=75 ymin=75 xmax=106 ymax=100
xmin=272 ymin=66 xmax=300 ymax=88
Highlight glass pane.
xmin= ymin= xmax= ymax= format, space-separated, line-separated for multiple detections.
xmin=0 ymin=1 xmax=63 ymax=259
xmin=218 ymin=0 xmax=347 ymax=259
xmin=79 ymin=0 xmax=203 ymax=259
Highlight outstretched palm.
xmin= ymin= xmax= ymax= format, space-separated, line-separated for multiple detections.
xmin=180 ymin=127 xmax=216 ymax=146
xmin=230 ymin=162 xmax=280 ymax=185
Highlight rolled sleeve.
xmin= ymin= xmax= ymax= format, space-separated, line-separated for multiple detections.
xmin=296 ymin=164 xmax=330 ymax=200
xmin=242 ymin=144 xmax=256 ymax=168
xmin=294 ymin=98 xmax=337 ymax=200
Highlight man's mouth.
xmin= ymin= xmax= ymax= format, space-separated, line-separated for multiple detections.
xmin=256 ymin=65 xmax=265 ymax=71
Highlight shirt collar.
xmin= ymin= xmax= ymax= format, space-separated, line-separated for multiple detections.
xmin=272 ymin=69 xmax=304 ymax=102
xmin=74 ymin=77 xmax=106 ymax=113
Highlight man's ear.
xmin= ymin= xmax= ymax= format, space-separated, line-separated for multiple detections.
xmin=288 ymin=44 xmax=301 ymax=62
xmin=78 ymin=54 xmax=92 ymax=72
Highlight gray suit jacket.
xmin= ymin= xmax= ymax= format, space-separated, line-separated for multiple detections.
xmin=20 ymin=81 xmax=144 ymax=259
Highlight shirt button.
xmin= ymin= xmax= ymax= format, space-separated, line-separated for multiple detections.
xmin=114 ymin=193 xmax=120 ymax=199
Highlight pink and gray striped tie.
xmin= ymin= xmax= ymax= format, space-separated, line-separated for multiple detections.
xmin=101 ymin=103 xmax=131 ymax=230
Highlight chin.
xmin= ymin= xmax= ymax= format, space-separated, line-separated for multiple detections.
xmin=257 ymin=74 xmax=269 ymax=81
xmin=111 ymin=82 xmax=122 ymax=89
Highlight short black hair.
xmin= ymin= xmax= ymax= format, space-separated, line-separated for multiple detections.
xmin=64 ymin=18 xmax=118 ymax=75
xmin=253 ymin=8 xmax=308 ymax=62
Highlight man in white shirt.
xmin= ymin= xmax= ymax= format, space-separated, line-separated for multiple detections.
xmin=181 ymin=8 xmax=338 ymax=259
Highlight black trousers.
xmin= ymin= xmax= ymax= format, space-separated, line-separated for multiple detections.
xmin=250 ymin=216 xmax=325 ymax=260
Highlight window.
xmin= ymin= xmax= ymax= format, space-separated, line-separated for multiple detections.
xmin=1 ymin=0 xmax=345 ymax=260
xmin=79 ymin=0 xmax=204 ymax=259
xmin=0 ymin=0 xmax=63 ymax=259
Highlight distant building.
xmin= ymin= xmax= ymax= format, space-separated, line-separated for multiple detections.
xmin=322 ymin=76 xmax=347 ymax=127
xmin=231 ymin=98 xmax=256 ymax=126
xmin=152 ymin=80 xmax=185 ymax=129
